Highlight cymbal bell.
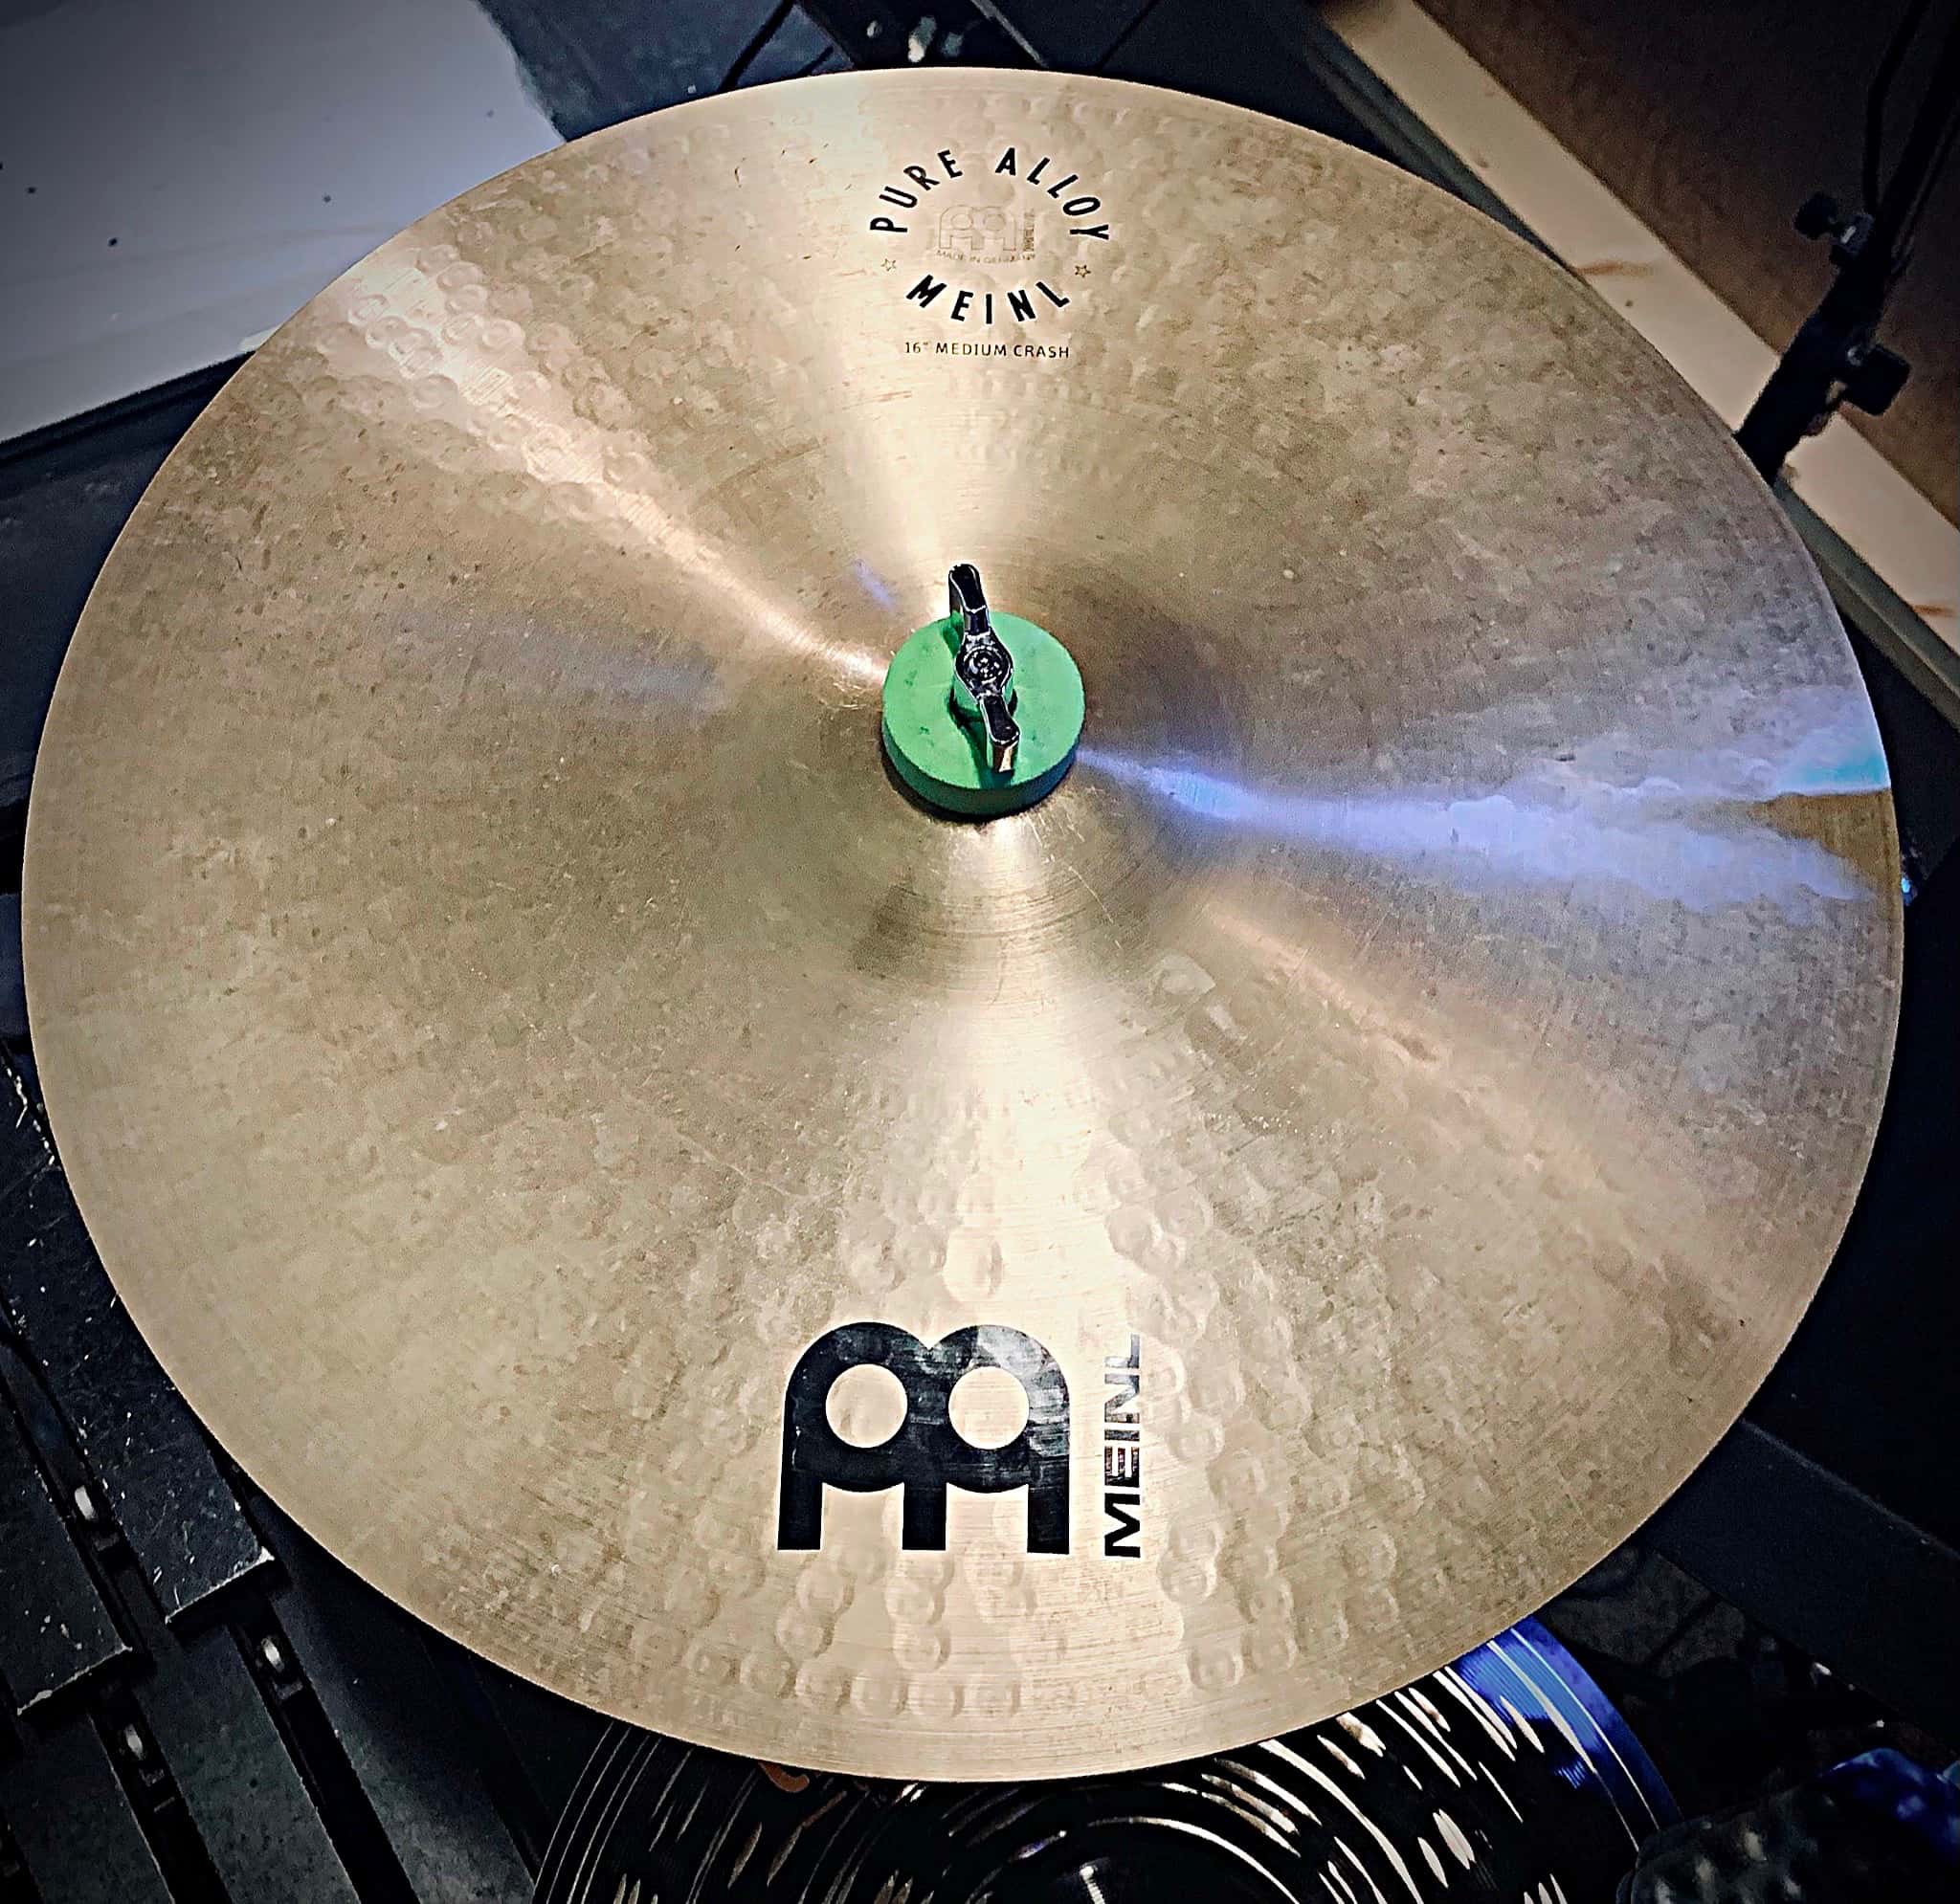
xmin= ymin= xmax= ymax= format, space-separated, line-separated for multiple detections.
xmin=22 ymin=68 xmax=1899 ymax=1781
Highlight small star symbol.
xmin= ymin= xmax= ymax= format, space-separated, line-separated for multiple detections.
xmin=881 ymin=257 xmax=898 ymax=272
xmin=1074 ymin=263 xmax=1092 ymax=278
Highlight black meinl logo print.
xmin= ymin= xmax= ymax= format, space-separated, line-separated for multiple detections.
xmin=777 ymin=1322 xmax=1071 ymax=1554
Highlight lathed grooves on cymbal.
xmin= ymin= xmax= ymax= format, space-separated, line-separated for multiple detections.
xmin=23 ymin=70 xmax=1899 ymax=1780
xmin=537 ymin=1620 xmax=1676 ymax=1901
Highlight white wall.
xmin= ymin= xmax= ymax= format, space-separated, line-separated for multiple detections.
xmin=0 ymin=0 xmax=561 ymax=438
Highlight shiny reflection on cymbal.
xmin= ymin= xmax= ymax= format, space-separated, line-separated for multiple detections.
xmin=1080 ymin=724 xmax=1873 ymax=915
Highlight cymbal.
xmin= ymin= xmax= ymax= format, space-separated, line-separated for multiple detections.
xmin=537 ymin=1619 xmax=1675 ymax=1901
xmin=23 ymin=69 xmax=1899 ymax=1781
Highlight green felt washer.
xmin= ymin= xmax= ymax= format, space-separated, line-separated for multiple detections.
xmin=880 ymin=610 xmax=1084 ymax=818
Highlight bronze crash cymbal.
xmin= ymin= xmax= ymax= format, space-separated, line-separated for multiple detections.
xmin=23 ymin=69 xmax=1899 ymax=1780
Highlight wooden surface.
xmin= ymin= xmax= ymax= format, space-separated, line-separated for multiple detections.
xmin=1408 ymin=0 xmax=1957 ymax=524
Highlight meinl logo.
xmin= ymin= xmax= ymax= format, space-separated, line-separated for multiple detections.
xmin=1102 ymin=1335 xmax=1143 ymax=1559
xmin=778 ymin=1322 xmax=1071 ymax=1553
xmin=861 ymin=143 xmax=1115 ymax=330
xmin=776 ymin=1323 xmax=1147 ymax=1558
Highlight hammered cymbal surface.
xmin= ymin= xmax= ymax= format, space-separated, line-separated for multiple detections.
xmin=537 ymin=1620 xmax=1675 ymax=1902
xmin=24 ymin=70 xmax=1898 ymax=1780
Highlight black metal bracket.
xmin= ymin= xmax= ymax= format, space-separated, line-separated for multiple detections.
xmin=1735 ymin=9 xmax=1959 ymax=480
xmin=797 ymin=0 xmax=1033 ymax=70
